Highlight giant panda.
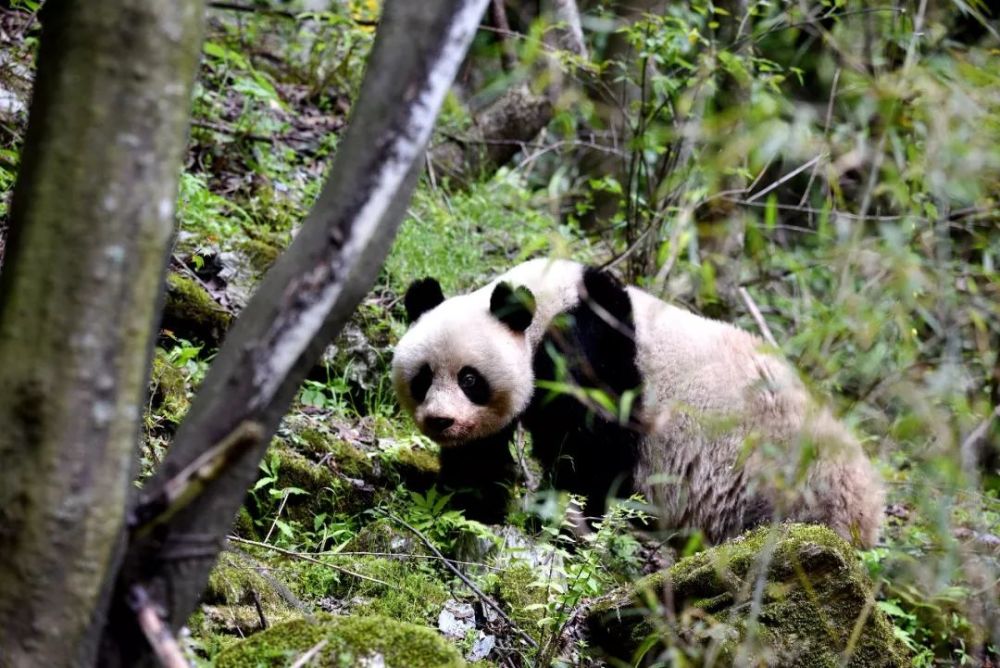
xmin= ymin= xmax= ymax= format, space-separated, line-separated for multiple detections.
xmin=392 ymin=258 xmax=884 ymax=547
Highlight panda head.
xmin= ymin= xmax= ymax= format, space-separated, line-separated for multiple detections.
xmin=392 ymin=277 xmax=537 ymax=447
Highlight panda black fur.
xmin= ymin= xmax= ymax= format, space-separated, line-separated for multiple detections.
xmin=392 ymin=259 xmax=884 ymax=546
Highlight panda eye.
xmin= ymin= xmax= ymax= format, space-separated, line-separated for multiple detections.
xmin=410 ymin=364 xmax=433 ymax=403
xmin=457 ymin=366 xmax=490 ymax=405
xmin=459 ymin=370 xmax=477 ymax=388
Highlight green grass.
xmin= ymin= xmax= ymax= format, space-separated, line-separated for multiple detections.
xmin=382 ymin=170 xmax=594 ymax=295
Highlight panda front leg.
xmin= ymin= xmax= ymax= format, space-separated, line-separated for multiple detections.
xmin=436 ymin=425 xmax=519 ymax=524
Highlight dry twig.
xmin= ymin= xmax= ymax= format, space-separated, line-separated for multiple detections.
xmin=289 ymin=639 xmax=328 ymax=668
xmin=227 ymin=535 xmax=391 ymax=587
xmin=738 ymin=287 xmax=780 ymax=349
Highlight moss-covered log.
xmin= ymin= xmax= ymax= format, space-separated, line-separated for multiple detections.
xmin=0 ymin=1 xmax=205 ymax=665
xmin=587 ymin=524 xmax=909 ymax=667
xmin=162 ymin=271 xmax=233 ymax=345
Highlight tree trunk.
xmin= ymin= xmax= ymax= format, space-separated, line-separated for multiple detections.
xmin=97 ymin=0 xmax=489 ymax=664
xmin=0 ymin=1 xmax=205 ymax=666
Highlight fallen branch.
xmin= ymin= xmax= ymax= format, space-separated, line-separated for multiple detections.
xmin=190 ymin=119 xmax=340 ymax=147
xmin=382 ymin=511 xmax=539 ymax=649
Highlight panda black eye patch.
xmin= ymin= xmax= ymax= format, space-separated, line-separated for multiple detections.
xmin=410 ymin=364 xmax=433 ymax=403
xmin=458 ymin=366 xmax=490 ymax=405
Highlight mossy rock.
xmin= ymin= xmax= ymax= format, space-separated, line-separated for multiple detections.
xmin=231 ymin=506 xmax=258 ymax=540
xmin=382 ymin=444 xmax=440 ymax=490
xmin=275 ymin=447 xmax=337 ymax=490
xmin=588 ymin=524 xmax=909 ymax=667
xmin=295 ymin=427 xmax=376 ymax=480
xmin=215 ymin=614 xmax=465 ymax=668
xmin=267 ymin=446 xmax=342 ymax=520
xmin=197 ymin=551 xmax=300 ymax=639
xmin=162 ymin=272 xmax=232 ymax=345
xmin=239 ymin=236 xmax=283 ymax=273
xmin=294 ymin=555 xmax=448 ymax=623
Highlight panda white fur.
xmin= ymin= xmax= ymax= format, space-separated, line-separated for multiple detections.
xmin=392 ymin=258 xmax=884 ymax=547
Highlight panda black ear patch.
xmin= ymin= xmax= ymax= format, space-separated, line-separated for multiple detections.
xmin=404 ymin=277 xmax=445 ymax=324
xmin=490 ymin=282 xmax=535 ymax=332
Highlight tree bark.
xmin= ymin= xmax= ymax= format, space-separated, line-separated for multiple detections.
xmin=0 ymin=1 xmax=205 ymax=665
xmin=98 ymin=0 xmax=489 ymax=664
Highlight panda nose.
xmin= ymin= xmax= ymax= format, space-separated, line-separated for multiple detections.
xmin=425 ymin=416 xmax=454 ymax=432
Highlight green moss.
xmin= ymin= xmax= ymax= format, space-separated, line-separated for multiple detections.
xmin=291 ymin=426 xmax=375 ymax=480
xmin=268 ymin=446 xmax=340 ymax=520
xmin=287 ymin=556 xmax=449 ymax=624
xmin=163 ymin=272 xmax=231 ymax=342
xmin=275 ymin=447 xmax=337 ymax=493
xmin=215 ymin=615 xmax=465 ymax=668
xmin=198 ymin=552 xmax=299 ymax=639
xmin=205 ymin=551 xmax=284 ymax=611
xmin=239 ymin=237 xmax=282 ymax=273
xmin=186 ymin=608 xmax=241 ymax=660
xmin=589 ymin=524 xmax=909 ymax=667
xmin=231 ymin=506 xmax=258 ymax=540
xmin=148 ymin=348 xmax=189 ymax=420
xmin=384 ymin=445 xmax=440 ymax=490
xmin=495 ymin=561 xmax=546 ymax=638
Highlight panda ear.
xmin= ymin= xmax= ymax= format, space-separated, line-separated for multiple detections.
xmin=404 ymin=278 xmax=445 ymax=324
xmin=490 ymin=282 xmax=535 ymax=332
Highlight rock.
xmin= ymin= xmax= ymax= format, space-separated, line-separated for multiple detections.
xmin=466 ymin=631 xmax=496 ymax=662
xmin=215 ymin=614 xmax=465 ymax=668
xmin=587 ymin=524 xmax=909 ymax=667
xmin=438 ymin=600 xmax=476 ymax=639
xmin=437 ymin=601 xmax=496 ymax=662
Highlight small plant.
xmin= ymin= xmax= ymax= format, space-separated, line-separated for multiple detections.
xmin=523 ymin=495 xmax=650 ymax=663
xmin=249 ymin=453 xmax=309 ymax=544
xmin=402 ymin=487 xmax=496 ymax=553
